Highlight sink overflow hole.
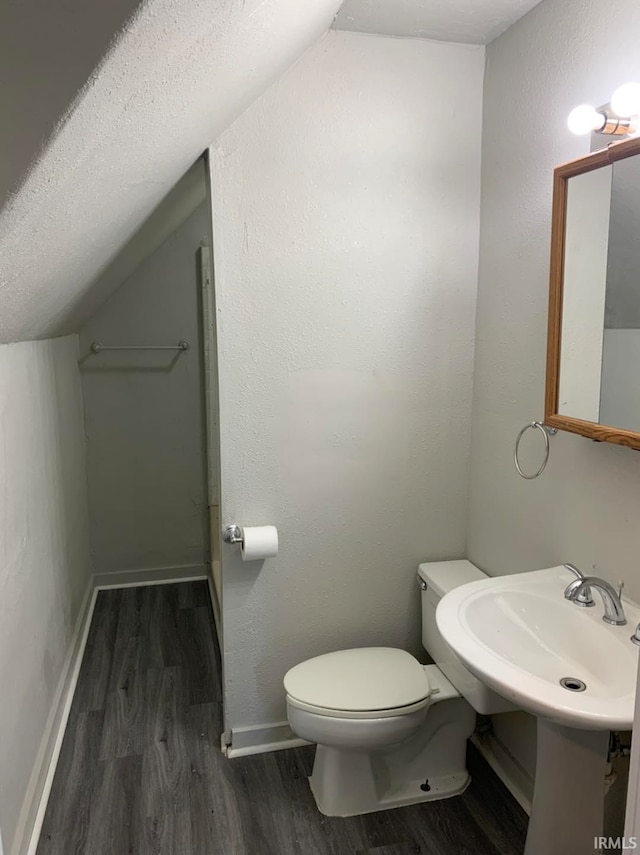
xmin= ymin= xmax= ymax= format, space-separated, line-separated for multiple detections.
xmin=559 ymin=677 xmax=586 ymax=692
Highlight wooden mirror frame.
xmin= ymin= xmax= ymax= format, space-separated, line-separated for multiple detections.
xmin=545 ymin=134 xmax=640 ymax=450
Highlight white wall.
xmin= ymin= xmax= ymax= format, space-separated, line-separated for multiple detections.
xmin=468 ymin=0 xmax=640 ymax=778
xmin=0 ymin=336 xmax=89 ymax=854
xmin=211 ymin=30 xmax=485 ymax=731
xmin=79 ymin=205 xmax=209 ymax=575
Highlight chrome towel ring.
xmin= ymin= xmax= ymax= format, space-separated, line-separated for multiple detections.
xmin=514 ymin=421 xmax=558 ymax=480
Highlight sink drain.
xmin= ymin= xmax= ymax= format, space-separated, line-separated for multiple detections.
xmin=560 ymin=677 xmax=586 ymax=692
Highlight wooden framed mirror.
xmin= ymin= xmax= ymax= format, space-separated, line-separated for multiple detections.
xmin=545 ymin=135 xmax=640 ymax=450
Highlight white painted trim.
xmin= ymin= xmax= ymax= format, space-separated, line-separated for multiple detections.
xmin=222 ymin=721 xmax=311 ymax=759
xmin=470 ymin=731 xmax=533 ymax=816
xmin=93 ymin=563 xmax=207 ymax=589
xmin=17 ymin=578 xmax=97 ymax=855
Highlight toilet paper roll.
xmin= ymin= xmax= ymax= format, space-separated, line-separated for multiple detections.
xmin=240 ymin=525 xmax=279 ymax=561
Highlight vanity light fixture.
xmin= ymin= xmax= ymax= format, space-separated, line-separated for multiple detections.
xmin=611 ymin=82 xmax=640 ymax=119
xmin=567 ymin=82 xmax=640 ymax=136
xmin=567 ymin=104 xmax=607 ymax=136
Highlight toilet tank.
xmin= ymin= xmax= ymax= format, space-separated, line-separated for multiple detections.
xmin=418 ymin=560 xmax=515 ymax=715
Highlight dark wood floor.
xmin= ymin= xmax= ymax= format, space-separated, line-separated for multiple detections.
xmin=37 ymin=582 xmax=527 ymax=854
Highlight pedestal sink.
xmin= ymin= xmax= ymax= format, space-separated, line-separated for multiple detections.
xmin=436 ymin=566 xmax=640 ymax=855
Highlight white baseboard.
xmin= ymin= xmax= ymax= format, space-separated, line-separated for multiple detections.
xmin=21 ymin=564 xmax=210 ymax=855
xmin=93 ymin=563 xmax=207 ymax=589
xmin=15 ymin=579 xmax=97 ymax=855
xmin=222 ymin=721 xmax=311 ymax=759
xmin=471 ymin=731 xmax=533 ymax=815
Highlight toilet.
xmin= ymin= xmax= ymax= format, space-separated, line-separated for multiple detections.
xmin=283 ymin=560 xmax=515 ymax=817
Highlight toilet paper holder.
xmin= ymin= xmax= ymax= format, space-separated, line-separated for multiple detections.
xmin=222 ymin=525 xmax=243 ymax=544
xmin=222 ymin=523 xmax=279 ymax=561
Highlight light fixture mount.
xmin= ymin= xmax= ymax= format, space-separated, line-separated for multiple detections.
xmin=597 ymin=109 xmax=633 ymax=136
xmin=568 ymin=83 xmax=640 ymax=138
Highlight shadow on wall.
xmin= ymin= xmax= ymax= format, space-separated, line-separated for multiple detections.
xmin=78 ymin=202 xmax=209 ymax=577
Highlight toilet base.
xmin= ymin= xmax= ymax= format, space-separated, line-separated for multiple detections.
xmin=308 ymin=695 xmax=475 ymax=817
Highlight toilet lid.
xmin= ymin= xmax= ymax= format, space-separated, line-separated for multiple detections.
xmin=284 ymin=647 xmax=430 ymax=713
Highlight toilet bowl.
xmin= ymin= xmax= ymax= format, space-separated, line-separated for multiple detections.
xmin=283 ymin=560 xmax=516 ymax=817
xmin=287 ymin=697 xmax=430 ymax=751
xmin=286 ymin=647 xmax=432 ymax=751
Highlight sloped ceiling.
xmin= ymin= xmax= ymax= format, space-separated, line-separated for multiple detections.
xmin=334 ymin=0 xmax=542 ymax=44
xmin=0 ymin=0 xmax=342 ymax=343
xmin=0 ymin=0 xmax=143 ymax=207
xmin=73 ymin=160 xmax=208 ymax=331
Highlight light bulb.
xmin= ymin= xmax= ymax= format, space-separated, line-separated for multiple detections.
xmin=611 ymin=82 xmax=640 ymax=117
xmin=567 ymin=104 xmax=606 ymax=135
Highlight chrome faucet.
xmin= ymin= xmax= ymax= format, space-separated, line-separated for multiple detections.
xmin=563 ymin=564 xmax=595 ymax=608
xmin=564 ymin=576 xmax=627 ymax=626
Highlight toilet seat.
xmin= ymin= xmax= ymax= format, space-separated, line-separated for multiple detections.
xmin=286 ymin=693 xmax=432 ymax=719
xmin=284 ymin=647 xmax=431 ymax=719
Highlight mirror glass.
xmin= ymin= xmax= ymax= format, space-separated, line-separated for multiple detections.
xmin=559 ymin=156 xmax=640 ymax=431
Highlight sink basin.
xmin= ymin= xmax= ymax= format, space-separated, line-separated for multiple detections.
xmin=436 ymin=565 xmax=639 ymax=730
xmin=437 ymin=565 xmax=640 ymax=854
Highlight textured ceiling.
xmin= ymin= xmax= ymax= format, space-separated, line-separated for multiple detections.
xmin=333 ymin=0 xmax=543 ymax=44
xmin=0 ymin=0 xmax=143 ymax=208
xmin=0 ymin=0 xmax=342 ymax=342
xmin=71 ymin=160 xmax=208 ymax=333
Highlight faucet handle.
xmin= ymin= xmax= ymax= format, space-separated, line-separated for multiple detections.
xmin=631 ymin=622 xmax=640 ymax=647
xmin=564 ymin=563 xmax=584 ymax=578
xmin=618 ymin=580 xmax=625 ymax=600
xmin=563 ymin=564 xmax=595 ymax=608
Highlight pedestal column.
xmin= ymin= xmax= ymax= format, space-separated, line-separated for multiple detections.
xmin=525 ymin=718 xmax=609 ymax=855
